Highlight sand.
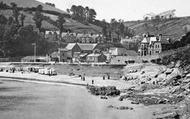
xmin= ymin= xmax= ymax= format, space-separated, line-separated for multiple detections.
xmin=0 ymin=71 xmax=133 ymax=90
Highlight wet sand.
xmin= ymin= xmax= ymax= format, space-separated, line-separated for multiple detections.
xmin=0 ymin=79 xmax=168 ymax=119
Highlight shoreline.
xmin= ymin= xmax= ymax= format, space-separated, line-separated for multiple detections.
xmin=0 ymin=76 xmax=87 ymax=87
xmin=0 ymin=72 xmax=133 ymax=90
xmin=0 ymin=62 xmax=127 ymax=66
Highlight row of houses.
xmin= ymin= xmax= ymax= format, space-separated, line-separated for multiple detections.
xmin=45 ymin=31 xmax=105 ymax=43
xmin=49 ymin=43 xmax=139 ymax=63
xmin=50 ymin=43 xmax=105 ymax=63
xmin=143 ymin=9 xmax=176 ymax=20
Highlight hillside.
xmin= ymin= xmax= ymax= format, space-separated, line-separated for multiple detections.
xmin=124 ymin=17 xmax=190 ymax=42
xmin=0 ymin=0 xmax=102 ymax=33
xmin=0 ymin=0 xmax=67 ymax=15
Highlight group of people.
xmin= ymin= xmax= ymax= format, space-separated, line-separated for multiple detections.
xmin=103 ymin=74 xmax=110 ymax=80
xmin=69 ymin=69 xmax=113 ymax=85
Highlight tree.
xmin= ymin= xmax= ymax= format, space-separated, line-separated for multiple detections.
xmin=118 ymin=21 xmax=125 ymax=38
xmin=10 ymin=2 xmax=19 ymax=25
xmin=84 ymin=7 xmax=89 ymax=22
xmin=0 ymin=2 xmax=10 ymax=10
xmin=20 ymin=13 xmax=25 ymax=26
xmin=124 ymin=27 xmax=135 ymax=37
xmin=45 ymin=2 xmax=55 ymax=7
xmin=69 ymin=5 xmax=97 ymax=23
xmin=88 ymin=8 xmax=96 ymax=22
xmin=77 ymin=5 xmax=85 ymax=21
xmin=66 ymin=8 xmax=70 ymax=14
xmin=101 ymin=19 xmax=108 ymax=36
xmin=56 ymin=14 xmax=66 ymax=39
xmin=33 ymin=5 xmax=44 ymax=32
xmin=7 ymin=17 xmax=14 ymax=25
xmin=0 ymin=14 xmax=7 ymax=24
xmin=70 ymin=5 xmax=77 ymax=19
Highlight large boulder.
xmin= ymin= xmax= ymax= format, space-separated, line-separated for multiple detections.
xmin=163 ymin=68 xmax=182 ymax=86
xmin=165 ymin=68 xmax=173 ymax=75
xmin=158 ymin=73 xmax=167 ymax=81
xmin=166 ymin=68 xmax=182 ymax=80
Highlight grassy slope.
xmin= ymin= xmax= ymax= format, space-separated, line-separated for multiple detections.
xmin=0 ymin=0 xmax=102 ymax=33
xmin=0 ymin=0 xmax=67 ymax=14
xmin=124 ymin=17 xmax=190 ymax=41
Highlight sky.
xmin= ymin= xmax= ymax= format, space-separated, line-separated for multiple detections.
xmin=38 ymin=0 xmax=190 ymax=22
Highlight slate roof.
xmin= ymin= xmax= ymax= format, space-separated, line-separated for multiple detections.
xmin=78 ymin=43 xmax=97 ymax=51
xmin=65 ymin=43 xmax=77 ymax=50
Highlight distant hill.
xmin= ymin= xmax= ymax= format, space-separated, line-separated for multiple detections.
xmin=0 ymin=0 xmax=102 ymax=33
xmin=124 ymin=17 xmax=190 ymax=42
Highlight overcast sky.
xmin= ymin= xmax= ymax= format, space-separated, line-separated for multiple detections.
xmin=38 ymin=0 xmax=190 ymax=22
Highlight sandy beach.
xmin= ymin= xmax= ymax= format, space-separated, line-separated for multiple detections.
xmin=0 ymin=71 xmax=133 ymax=90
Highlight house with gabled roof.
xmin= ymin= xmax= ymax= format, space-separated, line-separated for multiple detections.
xmin=138 ymin=34 xmax=162 ymax=56
xmin=78 ymin=43 xmax=98 ymax=54
xmin=59 ymin=43 xmax=81 ymax=62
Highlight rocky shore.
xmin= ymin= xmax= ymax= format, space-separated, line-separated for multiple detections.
xmin=118 ymin=62 xmax=190 ymax=119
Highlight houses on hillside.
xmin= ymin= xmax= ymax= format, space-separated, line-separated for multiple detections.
xmin=143 ymin=9 xmax=176 ymax=20
xmin=120 ymin=36 xmax=140 ymax=52
xmin=24 ymin=31 xmax=172 ymax=64
xmin=47 ymin=33 xmax=171 ymax=64
xmin=45 ymin=32 xmax=105 ymax=43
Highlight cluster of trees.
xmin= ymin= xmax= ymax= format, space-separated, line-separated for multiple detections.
xmin=162 ymin=45 xmax=190 ymax=71
xmin=100 ymin=19 xmax=135 ymax=41
xmin=66 ymin=5 xmax=134 ymax=40
xmin=170 ymin=32 xmax=190 ymax=49
xmin=0 ymin=2 xmax=61 ymax=57
xmin=0 ymin=2 xmax=10 ymax=10
xmin=45 ymin=2 xmax=55 ymax=7
xmin=67 ymin=5 xmax=96 ymax=24
xmin=161 ymin=31 xmax=190 ymax=52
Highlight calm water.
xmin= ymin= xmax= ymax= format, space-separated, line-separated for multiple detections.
xmin=0 ymin=79 xmax=166 ymax=119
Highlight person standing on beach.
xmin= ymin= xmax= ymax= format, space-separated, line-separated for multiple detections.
xmin=107 ymin=74 xmax=110 ymax=80
xmin=83 ymin=73 xmax=86 ymax=81
xmin=92 ymin=80 xmax=94 ymax=84
xmin=103 ymin=75 xmax=105 ymax=80
xmin=80 ymin=75 xmax=83 ymax=80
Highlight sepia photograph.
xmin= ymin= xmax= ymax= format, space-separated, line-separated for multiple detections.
xmin=0 ymin=0 xmax=190 ymax=119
